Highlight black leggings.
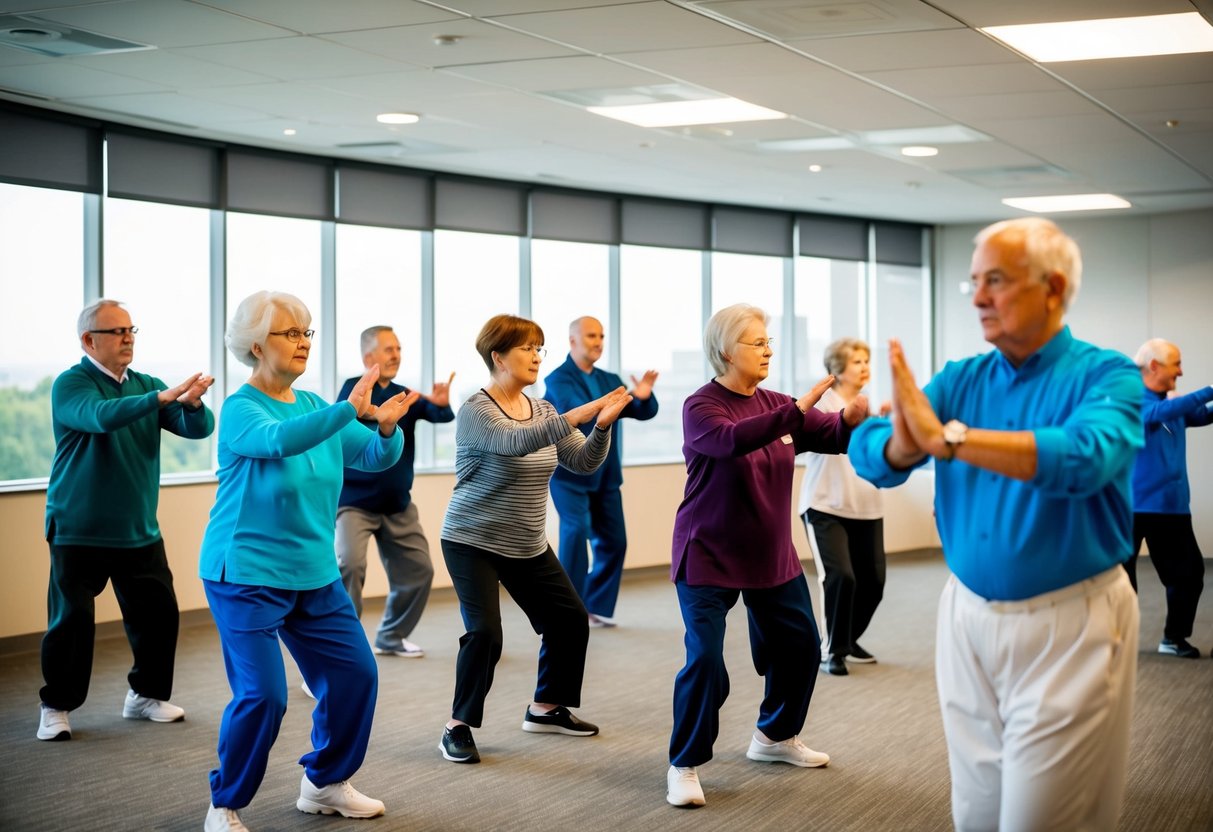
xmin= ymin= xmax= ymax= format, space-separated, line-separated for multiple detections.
xmin=1125 ymin=513 xmax=1205 ymax=641
xmin=802 ymin=510 xmax=885 ymax=658
xmin=441 ymin=540 xmax=589 ymax=726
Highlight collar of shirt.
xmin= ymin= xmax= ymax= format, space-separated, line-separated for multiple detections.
xmin=994 ymin=325 xmax=1073 ymax=383
xmin=85 ymin=353 xmax=128 ymax=384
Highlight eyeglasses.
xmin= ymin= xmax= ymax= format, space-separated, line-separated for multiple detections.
xmin=268 ymin=328 xmax=315 ymax=342
xmin=514 ymin=344 xmax=547 ymax=358
xmin=89 ymin=326 xmax=138 ymax=336
xmin=738 ymin=338 xmax=775 ymax=350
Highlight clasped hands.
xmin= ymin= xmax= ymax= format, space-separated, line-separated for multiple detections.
xmin=348 ymin=365 xmax=421 ymax=436
xmin=563 ymin=386 xmax=633 ymax=430
xmin=884 ymin=338 xmax=946 ymax=467
xmin=158 ymin=373 xmax=215 ymax=410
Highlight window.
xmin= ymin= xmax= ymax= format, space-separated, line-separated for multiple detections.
xmin=432 ymin=230 xmax=520 ymax=466
xmin=104 ymin=198 xmax=214 ymax=474
xmin=0 ymin=184 xmax=85 ymax=482
xmin=795 ymin=256 xmax=866 ymax=395
xmin=530 ymin=239 xmax=610 ymax=372
xmin=711 ymin=251 xmax=786 ymax=390
xmin=225 ymin=213 xmax=323 ymax=396
xmin=870 ymin=262 xmax=929 ymax=407
xmin=335 ymin=224 xmax=423 ymax=391
xmin=619 ymin=245 xmax=703 ymax=462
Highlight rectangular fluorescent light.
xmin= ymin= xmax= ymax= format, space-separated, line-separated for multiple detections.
xmin=757 ymin=137 xmax=854 ymax=152
xmin=587 ymin=98 xmax=786 ymax=128
xmin=982 ymin=12 xmax=1213 ymax=62
xmin=1002 ymin=194 xmax=1131 ymax=212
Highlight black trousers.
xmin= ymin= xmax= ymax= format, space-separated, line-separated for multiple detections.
xmin=40 ymin=538 xmax=179 ymax=711
xmin=1125 ymin=513 xmax=1205 ymax=642
xmin=441 ymin=539 xmax=590 ymax=727
xmin=802 ymin=509 xmax=885 ymax=658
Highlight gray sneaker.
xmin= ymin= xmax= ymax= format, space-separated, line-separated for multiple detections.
xmin=746 ymin=733 xmax=829 ymax=767
xmin=204 ymin=804 xmax=249 ymax=831
xmin=123 ymin=690 xmax=185 ymax=722
xmin=296 ymin=774 xmax=385 ymax=818
xmin=37 ymin=704 xmax=71 ymax=741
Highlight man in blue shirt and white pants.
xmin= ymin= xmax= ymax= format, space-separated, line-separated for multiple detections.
xmin=850 ymin=218 xmax=1144 ymax=831
xmin=1127 ymin=338 xmax=1212 ymax=659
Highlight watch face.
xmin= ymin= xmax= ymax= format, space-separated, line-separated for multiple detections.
xmin=944 ymin=420 xmax=967 ymax=443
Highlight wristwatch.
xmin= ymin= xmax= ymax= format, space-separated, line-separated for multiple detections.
xmin=941 ymin=419 xmax=968 ymax=461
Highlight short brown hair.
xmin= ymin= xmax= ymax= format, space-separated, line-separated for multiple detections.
xmin=475 ymin=314 xmax=545 ymax=372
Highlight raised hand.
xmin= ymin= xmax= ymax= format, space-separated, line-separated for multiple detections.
xmin=159 ymin=372 xmax=215 ymax=409
xmin=795 ymin=375 xmax=835 ymax=414
xmin=371 ymin=389 xmax=422 ymax=436
xmin=424 ymin=371 xmax=456 ymax=408
xmin=563 ymin=385 xmax=628 ymax=428
xmin=885 ymin=338 xmax=939 ymax=464
xmin=842 ymin=393 xmax=869 ymax=427
xmin=594 ymin=387 xmax=635 ymax=429
xmin=629 ymin=369 xmax=659 ymax=400
xmin=347 ymin=365 xmax=382 ymax=419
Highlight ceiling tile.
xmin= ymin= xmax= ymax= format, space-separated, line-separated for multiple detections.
xmin=933 ymin=90 xmax=1104 ymax=122
xmin=187 ymin=82 xmax=384 ymax=123
xmin=864 ymin=62 xmax=1068 ymax=100
xmin=68 ymin=91 xmax=267 ymax=126
xmin=1047 ymin=54 xmax=1213 ymax=92
xmin=73 ymin=48 xmax=276 ymax=87
xmin=313 ymin=70 xmax=494 ymax=106
xmin=786 ymin=27 xmax=1020 ymax=72
xmin=445 ymin=0 xmax=652 ymax=13
xmin=0 ymin=61 xmax=167 ymax=98
xmin=177 ymin=36 xmax=418 ymax=81
xmin=442 ymin=55 xmax=669 ymax=92
xmin=199 ymin=0 xmax=461 ymax=35
xmin=323 ymin=17 xmax=578 ymax=68
xmin=32 ymin=0 xmax=296 ymax=48
xmin=1092 ymin=83 xmax=1213 ymax=116
xmin=930 ymin=0 xmax=1194 ymax=28
xmin=493 ymin=1 xmax=759 ymax=54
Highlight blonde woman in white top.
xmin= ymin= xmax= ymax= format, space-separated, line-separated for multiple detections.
xmin=797 ymin=338 xmax=883 ymax=677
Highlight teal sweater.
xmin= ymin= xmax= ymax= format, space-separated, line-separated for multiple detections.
xmin=198 ymin=384 xmax=403 ymax=590
xmin=45 ymin=357 xmax=215 ymax=547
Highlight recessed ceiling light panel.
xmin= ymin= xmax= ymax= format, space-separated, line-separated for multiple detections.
xmin=901 ymin=146 xmax=939 ymax=157
xmin=377 ymin=113 xmax=420 ymax=125
xmin=982 ymin=12 xmax=1213 ymax=62
xmin=1002 ymin=194 xmax=1131 ymax=212
xmin=588 ymin=98 xmax=787 ymax=128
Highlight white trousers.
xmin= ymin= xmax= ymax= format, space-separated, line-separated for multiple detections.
xmin=936 ymin=566 xmax=1138 ymax=832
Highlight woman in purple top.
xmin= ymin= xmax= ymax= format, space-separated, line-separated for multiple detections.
xmin=665 ymin=304 xmax=867 ymax=809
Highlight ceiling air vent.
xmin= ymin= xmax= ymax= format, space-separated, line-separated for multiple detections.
xmin=0 ymin=15 xmax=154 ymax=57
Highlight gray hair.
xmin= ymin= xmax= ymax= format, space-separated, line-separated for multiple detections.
xmin=225 ymin=291 xmax=311 ymax=368
xmin=704 ymin=303 xmax=768 ymax=377
xmin=77 ymin=298 xmax=124 ymax=337
xmin=1134 ymin=338 xmax=1176 ymax=368
xmin=360 ymin=325 xmax=394 ymax=356
xmin=974 ymin=217 xmax=1083 ymax=309
xmin=823 ymin=337 xmax=870 ymax=376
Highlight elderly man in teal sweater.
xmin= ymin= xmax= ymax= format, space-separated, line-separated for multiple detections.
xmin=38 ymin=299 xmax=214 ymax=742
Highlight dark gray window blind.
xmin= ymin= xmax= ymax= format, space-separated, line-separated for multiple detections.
xmin=0 ymin=106 xmax=101 ymax=193
xmin=874 ymin=221 xmax=925 ymax=266
xmin=531 ymin=190 xmax=619 ymax=244
xmin=713 ymin=206 xmax=792 ymax=256
xmin=107 ymin=131 xmax=220 ymax=208
xmin=798 ymin=214 xmax=868 ymax=261
xmin=434 ymin=179 xmax=526 ymax=236
xmin=337 ymin=164 xmax=432 ymax=229
xmin=225 ymin=150 xmax=334 ymax=220
xmin=621 ymin=199 xmax=709 ymax=250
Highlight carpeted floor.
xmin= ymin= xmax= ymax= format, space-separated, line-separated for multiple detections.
xmin=1 ymin=550 xmax=1209 ymax=831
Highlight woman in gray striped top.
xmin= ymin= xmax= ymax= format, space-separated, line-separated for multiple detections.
xmin=438 ymin=314 xmax=633 ymax=765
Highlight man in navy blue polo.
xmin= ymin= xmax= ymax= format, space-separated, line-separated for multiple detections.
xmin=543 ymin=316 xmax=658 ymax=627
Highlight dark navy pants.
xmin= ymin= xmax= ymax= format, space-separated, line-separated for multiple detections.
xmin=669 ymin=575 xmax=821 ymax=767
xmin=1126 ymin=512 xmax=1206 ymax=641
xmin=203 ymin=579 xmax=377 ymax=810
xmin=550 ymin=479 xmax=628 ymax=618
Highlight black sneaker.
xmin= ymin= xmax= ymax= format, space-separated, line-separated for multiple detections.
xmin=439 ymin=725 xmax=480 ymax=763
xmin=521 ymin=706 xmax=599 ymax=736
xmin=1158 ymin=638 xmax=1200 ymax=659
xmin=848 ymin=643 xmax=877 ymax=664
xmin=820 ymin=654 xmax=848 ymax=676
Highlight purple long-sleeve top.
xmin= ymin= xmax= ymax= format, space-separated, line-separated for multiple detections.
xmin=671 ymin=379 xmax=852 ymax=589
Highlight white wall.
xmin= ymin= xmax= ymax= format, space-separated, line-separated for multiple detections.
xmin=0 ymin=463 xmax=939 ymax=641
xmin=935 ymin=208 xmax=1213 ymax=555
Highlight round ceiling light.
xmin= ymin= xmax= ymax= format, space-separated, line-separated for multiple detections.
xmin=377 ymin=113 xmax=420 ymax=125
xmin=901 ymin=145 xmax=939 ymax=157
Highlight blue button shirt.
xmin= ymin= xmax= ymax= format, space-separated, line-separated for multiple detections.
xmin=1132 ymin=384 xmax=1213 ymax=514
xmin=850 ymin=327 xmax=1143 ymax=601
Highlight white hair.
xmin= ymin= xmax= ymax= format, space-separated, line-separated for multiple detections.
xmin=975 ymin=217 xmax=1083 ymax=310
xmin=704 ymin=303 xmax=768 ymax=377
xmin=77 ymin=298 xmax=125 ymax=337
xmin=360 ymin=325 xmax=394 ymax=356
xmin=225 ymin=291 xmax=311 ymax=368
xmin=1134 ymin=338 xmax=1176 ymax=368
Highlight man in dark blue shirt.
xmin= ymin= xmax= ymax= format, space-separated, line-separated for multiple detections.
xmin=336 ymin=326 xmax=454 ymax=657
xmin=543 ymin=316 xmax=658 ymax=626
xmin=1127 ymin=338 xmax=1213 ymax=659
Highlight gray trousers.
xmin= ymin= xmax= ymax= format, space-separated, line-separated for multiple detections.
xmin=335 ymin=504 xmax=434 ymax=649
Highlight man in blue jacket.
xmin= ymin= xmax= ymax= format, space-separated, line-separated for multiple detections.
xmin=1127 ymin=338 xmax=1212 ymax=659
xmin=40 ymin=299 xmax=214 ymax=741
xmin=336 ymin=325 xmax=454 ymax=657
xmin=543 ymin=316 xmax=658 ymax=626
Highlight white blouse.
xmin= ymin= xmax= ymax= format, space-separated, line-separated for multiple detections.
xmin=797 ymin=387 xmax=883 ymax=520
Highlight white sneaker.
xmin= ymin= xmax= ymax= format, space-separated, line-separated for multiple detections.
xmin=37 ymin=704 xmax=71 ymax=741
xmin=204 ymin=803 xmax=249 ymax=831
xmin=666 ymin=765 xmax=706 ymax=807
xmin=301 ymin=680 xmax=316 ymax=700
xmin=296 ymin=774 xmax=385 ymax=818
xmin=746 ymin=733 xmax=829 ymax=767
xmin=373 ymin=638 xmax=424 ymax=658
xmin=123 ymin=689 xmax=185 ymax=722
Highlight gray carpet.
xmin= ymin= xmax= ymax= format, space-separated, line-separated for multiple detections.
xmin=1 ymin=551 xmax=1209 ymax=831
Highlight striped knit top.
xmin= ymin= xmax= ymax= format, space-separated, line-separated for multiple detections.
xmin=441 ymin=389 xmax=611 ymax=558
